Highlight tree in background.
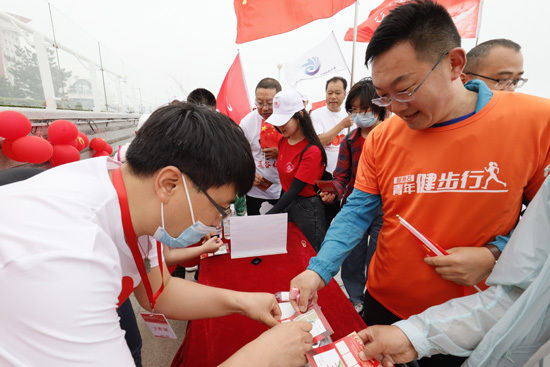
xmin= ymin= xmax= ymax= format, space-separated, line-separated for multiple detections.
xmin=3 ymin=45 xmax=72 ymax=106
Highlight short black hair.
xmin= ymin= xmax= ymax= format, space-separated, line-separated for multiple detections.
xmin=464 ymin=39 xmax=521 ymax=73
xmin=325 ymin=76 xmax=347 ymax=91
xmin=255 ymin=78 xmax=282 ymax=92
xmin=187 ymin=88 xmax=217 ymax=108
xmin=126 ymin=102 xmax=255 ymax=196
xmin=365 ymin=0 xmax=460 ymax=66
xmin=345 ymin=78 xmax=386 ymax=120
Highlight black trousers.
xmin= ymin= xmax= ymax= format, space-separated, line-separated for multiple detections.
xmin=117 ymin=298 xmax=142 ymax=367
xmin=245 ymin=195 xmax=279 ymax=215
xmin=362 ymin=291 xmax=467 ymax=367
xmin=287 ymin=196 xmax=327 ymax=252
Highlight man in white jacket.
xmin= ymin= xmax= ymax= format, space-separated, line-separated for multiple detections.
xmin=359 ymin=167 xmax=550 ymax=367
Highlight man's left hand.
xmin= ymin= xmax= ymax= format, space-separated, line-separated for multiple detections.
xmin=238 ymin=292 xmax=281 ymax=327
xmin=424 ymin=246 xmax=495 ymax=286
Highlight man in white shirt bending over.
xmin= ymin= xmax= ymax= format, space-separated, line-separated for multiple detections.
xmin=310 ymin=76 xmax=353 ymax=175
xmin=239 ymin=78 xmax=283 ymax=215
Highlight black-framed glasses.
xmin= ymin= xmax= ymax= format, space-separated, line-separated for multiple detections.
xmin=372 ymin=51 xmax=450 ymax=107
xmin=202 ymin=189 xmax=232 ymax=219
xmin=465 ymin=72 xmax=527 ymax=90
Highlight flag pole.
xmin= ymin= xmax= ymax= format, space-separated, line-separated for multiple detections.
xmin=474 ymin=0 xmax=484 ymax=46
xmin=333 ymin=31 xmax=351 ymax=80
xmin=237 ymin=49 xmax=252 ymax=110
xmin=350 ymin=0 xmax=359 ymax=86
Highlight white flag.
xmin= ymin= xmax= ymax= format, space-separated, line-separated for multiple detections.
xmin=283 ymin=32 xmax=349 ymax=86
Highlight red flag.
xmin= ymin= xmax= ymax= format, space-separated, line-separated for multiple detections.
xmin=235 ymin=0 xmax=356 ymax=44
xmin=311 ymin=100 xmax=327 ymax=111
xmin=260 ymin=120 xmax=282 ymax=148
xmin=344 ymin=0 xmax=480 ymax=42
xmin=217 ymin=54 xmax=251 ymax=125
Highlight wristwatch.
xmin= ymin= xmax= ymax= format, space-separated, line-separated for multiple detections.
xmin=483 ymin=244 xmax=501 ymax=261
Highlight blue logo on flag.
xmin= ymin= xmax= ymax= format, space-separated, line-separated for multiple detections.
xmin=302 ymin=57 xmax=321 ymax=76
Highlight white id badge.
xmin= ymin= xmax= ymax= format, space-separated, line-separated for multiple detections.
xmin=140 ymin=312 xmax=177 ymax=339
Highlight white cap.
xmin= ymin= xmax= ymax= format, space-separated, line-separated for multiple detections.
xmin=137 ymin=113 xmax=151 ymax=130
xmin=266 ymin=89 xmax=305 ymax=126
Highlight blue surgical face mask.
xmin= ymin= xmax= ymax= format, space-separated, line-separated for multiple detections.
xmin=352 ymin=112 xmax=377 ymax=128
xmin=153 ymin=175 xmax=218 ymax=248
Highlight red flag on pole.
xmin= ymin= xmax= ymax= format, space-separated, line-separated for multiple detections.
xmin=344 ymin=0 xmax=480 ymax=42
xmin=217 ymin=54 xmax=251 ymax=125
xmin=235 ymin=0 xmax=356 ymax=44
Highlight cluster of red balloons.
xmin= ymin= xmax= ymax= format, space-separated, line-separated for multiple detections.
xmin=89 ymin=137 xmax=113 ymax=157
xmin=0 ymin=110 xmax=99 ymax=167
xmin=0 ymin=111 xmax=51 ymax=164
xmin=47 ymin=119 xmax=89 ymax=166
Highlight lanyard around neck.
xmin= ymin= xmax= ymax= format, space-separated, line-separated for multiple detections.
xmin=112 ymin=167 xmax=164 ymax=311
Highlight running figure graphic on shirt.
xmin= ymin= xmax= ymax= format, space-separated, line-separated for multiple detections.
xmin=483 ymin=162 xmax=507 ymax=189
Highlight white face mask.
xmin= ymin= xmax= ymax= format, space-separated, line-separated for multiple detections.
xmin=152 ymin=175 xmax=218 ymax=248
xmin=352 ymin=111 xmax=378 ymax=128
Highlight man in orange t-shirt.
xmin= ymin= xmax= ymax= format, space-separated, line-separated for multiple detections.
xmin=290 ymin=2 xmax=550 ymax=367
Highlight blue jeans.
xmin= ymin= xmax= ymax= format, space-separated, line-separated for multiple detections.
xmin=341 ymin=207 xmax=383 ymax=305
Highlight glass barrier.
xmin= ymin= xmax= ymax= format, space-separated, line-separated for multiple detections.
xmin=0 ymin=11 xmax=45 ymax=108
xmin=0 ymin=1 xmax=147 ymax=112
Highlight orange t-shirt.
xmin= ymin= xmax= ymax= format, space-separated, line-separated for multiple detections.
xmin=355 ymin=91 xmax=550 ymax=318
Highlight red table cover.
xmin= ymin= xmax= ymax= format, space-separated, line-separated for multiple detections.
xmin=171 ymin=222 xmax=367 ymax=367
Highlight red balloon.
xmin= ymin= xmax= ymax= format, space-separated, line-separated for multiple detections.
xmin=50 ymin=144 xmax=80 ymax=166
xmin=48 ymin=120 xmax=78 ymax=145
xmin=78 ymin=131 xmax=89 ymax=149
xmin=104 ymin=143 xmax=113 ymax=155
xmin=0 ymin=110 xmax=31 ymax=140
xmin=90 ymin=137 xmax=107 ymax=152
xmin=93 ymin=150 xmax=110 ymax=157
xmin=70 ymin=138 xmax=80 ymax=150
xmin=1 ymin=139 xmax=19 ymax=161
xmin=71 ymin=132 xmax=89 ymax=152
xmin=11 ymin=135 xmax=53 ymax=164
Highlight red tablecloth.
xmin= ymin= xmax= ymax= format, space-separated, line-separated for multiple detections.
xmin=171 ymin=222 xmax=366 ymax=367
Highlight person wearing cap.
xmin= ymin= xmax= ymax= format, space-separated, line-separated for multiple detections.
xmin=265 ymin=89 xmax=328 ymax=251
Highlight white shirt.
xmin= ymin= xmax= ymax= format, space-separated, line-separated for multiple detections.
xmin=0 ymin=157 xmax=160 ymax=366
xmin=310 ymin=105 xmax=352 ymax=174
xmin=394 ymin=174 xmax=550 ymax=367
xmin=239 ymin=109 xmax=282 ymax=200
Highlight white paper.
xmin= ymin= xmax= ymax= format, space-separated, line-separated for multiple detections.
xmin=312 ymin=349 xmax=342 ymax=366
xmin=229 ymin=213 xmax=288 ymax=259
xmin=278 ymin=302 xmax=297 ymax=319
xmin=294 ymin=309 xmax=327 ymax=339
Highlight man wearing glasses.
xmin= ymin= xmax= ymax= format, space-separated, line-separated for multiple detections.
xmin=290 ymin=1 xmax=550 ymax=366
xmin=239 ymin=78 xmax=283 ymax=215
xmin=462 ymin=38 xmax=526 ymax=92
xmin=0 ymin=103 xmax=314 ymax=366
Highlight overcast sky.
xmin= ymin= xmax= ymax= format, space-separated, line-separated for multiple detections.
xmin=2 ymin=0 xmax=549 ymax=110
